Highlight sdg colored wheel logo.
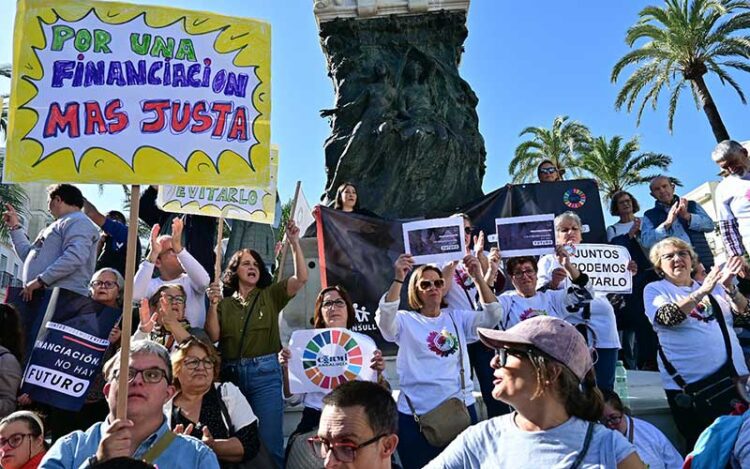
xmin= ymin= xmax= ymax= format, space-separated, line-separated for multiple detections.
xmin=563 ymin=188 xmax=587 ymax=209
xmin=302 ymin=329 xmax=363 ymax=389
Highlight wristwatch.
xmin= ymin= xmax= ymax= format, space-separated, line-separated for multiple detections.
xmin=724 ymin=284 xmax=740 ymax=299
xmin=36 ymin=276 xmax=47 ymax=288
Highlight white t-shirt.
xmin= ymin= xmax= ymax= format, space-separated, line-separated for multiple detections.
xmin=375 ymin=297 xmax=502 ymax=415
xmin=606 ymin=221 xmax=636 ymax=242
xmin=715 ymin=173 xmax=750 ymax=255
xmin=643 ymin=279 xmax=749 ymax=390
xmin=426 ymin=413 xmax=636 ymax=468
xmin=623 ymin=416 xmax=682 ymax=469
xmin=133 ymin=249 xmax=211 ymax=328
xmin=537 ymin=254 xmax=620 ymax=349
xmin=497 ymin=288 xmax=585 ymax=330
xmin=442 ymin=260 xmax=480 ymax=312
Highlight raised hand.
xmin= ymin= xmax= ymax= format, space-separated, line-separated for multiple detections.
xmin=148 ymin=224 xmax=162 ymax=262
xmin=473 ymin=231 xmax=485 ymax=254
xmin=677 ymin=197 xmax=690 ymax=220
xmin=627 ymin=260 xmax=638 ymax=276
xmin=200 ymin=426 xmax=215 ymax=449
xmin=665 ymin=202 xmax=680 ymax=227
xmin=286 ymin=219 xmax=300 ymax=244
xmin=206 ymin=282 xmax=223 ymax=305
xmin=2 ymin=204 xmax=20 ymax=228
xmin=721 ymin=257 xmax=745 ymax=288
xmin=555 ymin=244 xmax=573 ymax=267
xmin=171 ymin=217 xmax=184 ymax=253
xmin=394 ymin=254 xmax=414 ymax=281
xmin=699 ymin=266 xmax=723 ymax=294
xmin=628 ymin=218 xmax=641 ymax=238
xmin=173 ymin=423 xmax=195 ymax=436
xmin=464 ymin=255 xmax=482 ymax=279
xmin=549 ymin=268 xmax=568 ymax=290
xmin=370 ymin=350 xmax=385 ymax=373
xmin=137 ymin=298 xmax=157 ymax=333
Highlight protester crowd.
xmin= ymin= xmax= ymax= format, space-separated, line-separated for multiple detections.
xmin=1 ymin=142 xmax=750 ymax=468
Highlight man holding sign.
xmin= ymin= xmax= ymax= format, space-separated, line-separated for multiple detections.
xmin=41 ymin=340 xmax=219 ymax=468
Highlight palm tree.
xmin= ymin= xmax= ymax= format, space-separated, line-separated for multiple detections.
xmin=0 ymin=64 xmax=9 ymax=141
xmin=612 ymin=0 xmax=750 ymax=142
xmin=577 ymin=135 xmax=674 ymax=200
xmin=508 ymin=115 xmax=591 ymax=182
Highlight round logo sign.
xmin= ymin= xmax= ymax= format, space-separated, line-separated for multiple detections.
xmin=563 ymin=188 xmax=587 ymax=209
xmin=302 ymin=329 xmax=363 ymax=390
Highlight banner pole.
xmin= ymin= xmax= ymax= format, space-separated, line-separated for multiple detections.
xmin=116 ymin=184 xmax=140 ymax=420
xmin=215 ymin=215 xmax=224 ymax=281
xmin=277 ymin=181 xmax=301 ymax=280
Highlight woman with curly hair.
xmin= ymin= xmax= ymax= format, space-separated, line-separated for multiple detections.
xmin=205 ymin=219 xmax=307 ymax=467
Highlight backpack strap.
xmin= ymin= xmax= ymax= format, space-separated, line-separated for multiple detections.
xmin=141 ymin=430 xmax=177 ymax=464
xmin=570 ymin=422 xmax=595 ymax=469
xmin=216 ymin=383 xmax=236 ymax=435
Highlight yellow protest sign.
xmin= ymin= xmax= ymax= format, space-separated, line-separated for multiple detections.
xmin=5 ymin=0 xmax=271 ymax=186
xmin=157 ymin=145 xmax=279 ymax=224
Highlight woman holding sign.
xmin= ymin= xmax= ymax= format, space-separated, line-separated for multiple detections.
xmin=205 ymin=219 xmax=307 ymax=468
xmin=376 ymin=253 xmax=501 ymax=469
xmin=537 ymin=212 xmax=622 ymax=391
xmin=277 ymin=286 xmax=386 ymax=458
xmin=644 ymin=238 xmax=749 ymax=449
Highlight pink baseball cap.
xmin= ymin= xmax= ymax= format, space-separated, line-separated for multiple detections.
xmin=477 ymin=316 xmax=593 ymax=382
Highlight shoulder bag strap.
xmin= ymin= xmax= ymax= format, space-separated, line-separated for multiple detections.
xmin=707 ymin=294 xmax=740 ymax=377
xmin=236 ymin=293 xmax=262 ymax=358
xmin=570 ymin=421 xmax=595 ymax=469
xmin=448 ymin=312 xmax=467 ymax=403
xmin=141 ymin=430 xmax=177 ymax=464
xmin=402 ymin=391 xmax=422 ymax=426
xmin=656 ymin=293 xmax=739 ymax=390
xmin=216 ymin=383 xmax=236 ymax=435
xmin=627 ymin=415 xmax=634 ymax=443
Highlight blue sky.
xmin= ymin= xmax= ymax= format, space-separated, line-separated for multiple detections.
xmin=1 ymin=1 xmax=746 ymax=221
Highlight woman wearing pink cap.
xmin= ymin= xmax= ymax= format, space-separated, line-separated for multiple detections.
xmin=427 ymin=316 xmax=645 ymax=468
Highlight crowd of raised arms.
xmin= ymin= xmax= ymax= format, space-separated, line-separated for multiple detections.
xmin=2 ymin=140 xmax=750 ymax=469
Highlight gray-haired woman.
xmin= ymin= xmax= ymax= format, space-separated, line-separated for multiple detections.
xmin=536 ymin=211 xmax=624 ymax=391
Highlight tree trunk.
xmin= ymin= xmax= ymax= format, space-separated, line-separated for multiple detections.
xmin=691 ymin=76 xmax=730 ymax=142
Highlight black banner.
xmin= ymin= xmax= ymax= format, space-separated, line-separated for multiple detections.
xmin=317 ymin=179 xmax=606 ymax=354
xmin=8 ymin=288 xmax=121 ymax=411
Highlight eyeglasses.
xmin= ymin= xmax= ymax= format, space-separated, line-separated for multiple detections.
xmin=464 ymin=226 xmax=474 ymax=235
xmin=418 ymin=279 xmax=445 ymax=291
xmin=539 ymin=167 xmax=558 ymax=175
xmin=660 ymin=250 xmax=691 ymax=261
xmin=112 ymin=367 xmax=168 ymax=384
xmin=557 ymin=226 xmax=580 ymax=233
xmin=163 ymin=295 xmax=186 ymax=304
xmin=90 ymin=280 xmax=118 ymax=289
xmin=616 ymin=198 xmax=633 ymax=205
xmin=307 ymin=434 xmax=387 ymax=462
xmin=0 ymin=433 xmax=34 ymax=449
xmin=494 ymin=347 xmax=529 ymax=367
xmin=322 ymin=299 xmax=346 ymax=310
xmin=511 ymin=269 xmax=536 ymax=279
xmin=183 ymin=358 xmax=215 ymax=370
xmin=601 ymin=413 xmax=623 ymax=427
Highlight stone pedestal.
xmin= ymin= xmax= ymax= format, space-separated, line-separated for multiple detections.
xmin=314 ymin=0 xmax=485 ymax=218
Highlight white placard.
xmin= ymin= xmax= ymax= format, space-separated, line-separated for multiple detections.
xmin=402 ymin=217 xmax=466 ymax=265
xmin=288 ymin=328 xmax=377 ymax=394
xmin=569 ymin=243 xmax=632 ymax=294
xmin=495 ymin=214 xmax=556 ymax=257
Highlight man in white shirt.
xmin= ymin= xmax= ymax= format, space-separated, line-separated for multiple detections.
xmin=712 ymin=140 xmax=750 ymax=268
xmin=133 ymin=218 xmax=210 ymax=328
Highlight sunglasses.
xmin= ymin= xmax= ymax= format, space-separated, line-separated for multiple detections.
xmin=539 ymin=167 xmax=558 ymax=175
xmin=464 ymin=226 xmax=475 ymax=235
xmin=163 ymin=294 xmax=186 ymax=304
xmin=494 ymin=347 xmax=529 ymax=367
xmin=418 ymin=279 xmax=445 ymax=291
xmin=601 ymin=413 xmax=623 ymax=427
xmin=307 ymin=434 xmax=387 ymax=463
